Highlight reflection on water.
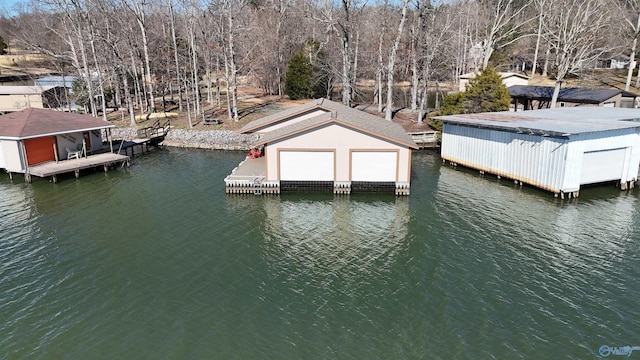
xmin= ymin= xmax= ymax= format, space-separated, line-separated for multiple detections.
xmin=1 ymin=149 xmax=640 ymax=359
xmin=433 ymin=165 xmax=640 ymax=356
xmin=260 ymin=195 xmax=410 ymax=292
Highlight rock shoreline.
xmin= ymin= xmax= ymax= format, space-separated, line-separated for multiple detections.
xmin=108 ymin=127 xmax=258 ymax=151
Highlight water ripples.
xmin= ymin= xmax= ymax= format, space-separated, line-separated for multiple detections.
xmin=1 ymin=149 xmax=639 ymax=358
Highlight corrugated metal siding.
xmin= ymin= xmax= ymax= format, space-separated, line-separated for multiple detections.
xmin=442 ymin=123 xmax=569 ymax=192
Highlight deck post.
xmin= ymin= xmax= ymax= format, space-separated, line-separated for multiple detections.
xmin=75 ymin=170 xmax=80 ymax=178
xmin=108 ymin=128 xmax=114 ymax=153
xmin=53 ymin=143 xmax=59 ymax=163
xmin=52 ymin=175 xmax=57 ymax=183
xmin=8 ymin=172 xmax=13 ymax=180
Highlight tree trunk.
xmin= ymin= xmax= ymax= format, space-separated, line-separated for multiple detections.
xmin=376 ymin=31 xmax=384 ymax=113
xmin=226 ymin=1 xmax=239 ymax=122
xmin=550 ymin=80 xmax=562 ymax=108
xmin=532 ymin=10 xmax=543 ymax=77
xmin=626 ymin=12 xmax=640 ymax=91
xmin=123 ymin=71 xmax=136 ymax=126
xmin=385 ymin=0 xmax=409 ymax=121
xmin=168 ymin=0 xmax=183 ymax=112
xmin=133 ymin=2 xmax=155 ymax=113
xmin=542 ymin=42 xmax=550 ymax=77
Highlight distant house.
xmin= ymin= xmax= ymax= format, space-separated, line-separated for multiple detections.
xmin=595 ymin=57 xmax=628 ymax=69
xmin=509 ymin=85 xmax=639 ymax=111
xmin=459 ymin=72 xmax=529 ymax=92
xmin=434 ymin=107 xmax=640 ymax=197
xmin=0 ymin=108 xmax=113 ymax=173
xmin=34 ymin=75 xmax=77 ymax=90
xmin=225 ymin=98 xmax=418 ymax=195
xmin=0 ymin=86 xmax=66 ymax=113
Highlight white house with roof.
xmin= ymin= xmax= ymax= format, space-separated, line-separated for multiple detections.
xmin=459 ymin=72 xmax=529 ymax=92
xmin=0 ymin=108 xmax=114 ymax=174
xmin=225 ymin=98 xmax=418 ymax=195
xmin=0 ymin=86 xmax=66 ymax=113
xmin=434 ymin=108 xmax=640 ymax=198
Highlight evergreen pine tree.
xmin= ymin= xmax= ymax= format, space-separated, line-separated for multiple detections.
xmin=463 ymin=66 xmax=511 ymax=113
xmin=285 ymin=39 xmax=329 ymax=100
xmin=431 ymin=66 xmax=511 ymax=132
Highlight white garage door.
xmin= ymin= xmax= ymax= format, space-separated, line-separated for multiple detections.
xmin=351 ymin=151 xmax=397 ymax=182
xmin=580 ymin=148 xmax=626 ymax=184
xmin=279 ymin=150 xmax=334 ymax=181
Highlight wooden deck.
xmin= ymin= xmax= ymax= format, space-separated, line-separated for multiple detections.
xmin=22 ymin=153 xmax=130 ymax=182
xmin=225 ymin=156 xmax=265 ymax=181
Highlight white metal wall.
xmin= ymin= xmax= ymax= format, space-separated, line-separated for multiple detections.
xmin=442 ymin=123 xmax=569 ymax=192
xmin=279 ymin=150 xmax=334 ymax=181
xmin=0 ymin=140 xmax=24 ymax=171
xmin=351 ymin=151 xmax=397 ymax=182
xmin=0 ymin=141 xmax=5 ymax=169
xmin=442 ymin=123 xmax=640 ymax=193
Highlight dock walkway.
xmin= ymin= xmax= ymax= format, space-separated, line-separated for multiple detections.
xmin=21 ymin=153 xmax=130 ymax=183
xmin=224 ymin=157 xmax=275 ymax=194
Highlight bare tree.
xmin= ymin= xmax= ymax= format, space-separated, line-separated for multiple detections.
xmin=531 ymin=0 xmax=550 ymax=77
xmin=384 ymin=0 xmax=408 ymax=120
xmin=168 ymin=0 xmax=183 ymax=111
xmin=617 ymin=0 xmax=640 ymax=91
xmin=122 ymin=0 xmax=156 ymax=113
xmin=543 ymin=0 xmax=614 ymax=107
xmin=476 ymin=0 xmax=534 ymax=70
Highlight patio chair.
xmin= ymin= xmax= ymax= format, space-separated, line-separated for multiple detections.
xmin=77 ymin=143 xmax=92 ymax=156
xmin=66 ymin=147 xmax=82 ymax=160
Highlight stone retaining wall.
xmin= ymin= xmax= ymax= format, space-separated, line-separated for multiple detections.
xmin=108 ymin=127 xmax=258 ymax=151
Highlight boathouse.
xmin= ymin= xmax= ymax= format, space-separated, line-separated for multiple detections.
xmin=435 ymin=107 xmax=640 ymax=197
xmin=0 ymin=108 xmax=128 ymax=182
xmin=225 ymin=98 xmax=418 ymax=195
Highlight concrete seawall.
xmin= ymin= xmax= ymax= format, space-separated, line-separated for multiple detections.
xmin=108 ymin=127 xmax=258 ymax=151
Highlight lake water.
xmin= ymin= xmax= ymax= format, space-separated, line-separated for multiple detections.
xmin=1 ymin=147 xmax=639 ymax=359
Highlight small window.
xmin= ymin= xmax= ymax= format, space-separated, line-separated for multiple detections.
xmin=559 ymin=102 xmax=565 ymax=108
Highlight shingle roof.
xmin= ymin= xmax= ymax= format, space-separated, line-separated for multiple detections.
xmin=508 ymin=85 xmax=637 ymax=103
xmin=0 ymin=108 xmax=114 ymax=139
xmin=459 ymin=72 xmax=530 ymax=80
xmin=243 ymin=98 xmax=418 ymax=149
xmin=433 ymin=107 xmax=640 ymax=137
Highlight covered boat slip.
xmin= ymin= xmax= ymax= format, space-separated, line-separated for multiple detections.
xmin=229 ymin=98 xmax=418 ymax=196
xmin=11 ymin=153 xmax=130 ymax=183
xmin=436 ymin=108 xmax=640 ymax=197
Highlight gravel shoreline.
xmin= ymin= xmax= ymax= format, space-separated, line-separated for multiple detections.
xmin=109 ymin=127 xmax=258 ymax=151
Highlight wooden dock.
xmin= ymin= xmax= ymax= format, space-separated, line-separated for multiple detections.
xmin=17 ymin=153 xmax=130 ymax=183
xmin=408 ymin=131 xmax=439 ymax=149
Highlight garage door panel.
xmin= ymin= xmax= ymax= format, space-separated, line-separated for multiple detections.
xmin=352 ymin=151 xmax=397 ymax=182
xmin=280 ymin=151 xmax=334 ymax=181
xmin=24 ymin=137 xmax=55 ymax=166
xmin=580 ymin=148 xmax=625 ymax=184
